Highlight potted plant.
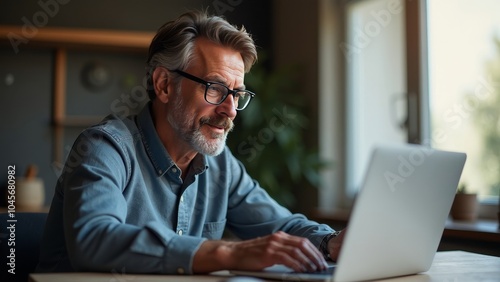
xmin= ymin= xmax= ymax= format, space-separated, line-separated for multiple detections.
xmin=227 ymin=53 xmax=329 ymax=209
xmin=450 ymin=183 xmax=478 ymax=221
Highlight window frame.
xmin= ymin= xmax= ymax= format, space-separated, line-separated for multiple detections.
xmin=319 ymin=0 xmax=499 ymax=219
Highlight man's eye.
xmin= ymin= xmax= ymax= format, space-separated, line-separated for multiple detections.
xmin=207 ymin=85 xmax=225 ymax=96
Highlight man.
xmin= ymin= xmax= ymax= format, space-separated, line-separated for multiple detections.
xmin=37 ymin=10 xmax=344 ymax=275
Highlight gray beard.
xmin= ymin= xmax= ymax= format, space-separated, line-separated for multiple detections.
xmin=167 ymin=89 xmax=233 ymax=156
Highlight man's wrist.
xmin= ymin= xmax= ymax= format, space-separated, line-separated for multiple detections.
xmin=193 ymin=240 xmax=235 ymax=273
xmin=320 ymin=231 xmax=342 ymax=259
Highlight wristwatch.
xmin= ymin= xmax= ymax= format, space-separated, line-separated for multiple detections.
xmin=320 ymin=230 xmax=342 ymax=259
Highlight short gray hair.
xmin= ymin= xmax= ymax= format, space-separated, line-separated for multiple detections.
xmin=146 ymin=10 xmax=258 ymax=100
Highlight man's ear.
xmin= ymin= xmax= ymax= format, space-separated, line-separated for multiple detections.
xmin=152 ymin=67 xmax=171 ymax=103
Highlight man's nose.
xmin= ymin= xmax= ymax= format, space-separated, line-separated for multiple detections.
xmin=216 ymin=94 xmax=237 ymax=119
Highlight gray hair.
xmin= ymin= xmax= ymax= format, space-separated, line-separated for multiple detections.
xmin=146 ymin=10 xmax=258 ymax=100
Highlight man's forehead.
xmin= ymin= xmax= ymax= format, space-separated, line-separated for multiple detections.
xmin=193 ymin=38 xmax=245 ymax=73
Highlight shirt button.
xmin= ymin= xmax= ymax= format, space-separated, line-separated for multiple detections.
xmin=178 ymin=229 xmax=183 ymax=236
xmin=177 ymin=267 xmax=184 ymax=274
xmin=180 ymin=195 xmax=184 ymax=202
xmin=172 ymin=168 xmax=178 ymax=173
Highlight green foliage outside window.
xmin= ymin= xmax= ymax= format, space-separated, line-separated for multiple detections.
xmin=470 ymin=37 xmax=500 ymax=197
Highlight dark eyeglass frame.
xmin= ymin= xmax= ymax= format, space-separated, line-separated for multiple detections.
xmin=173 ymin=70 xmax=255 ymax=110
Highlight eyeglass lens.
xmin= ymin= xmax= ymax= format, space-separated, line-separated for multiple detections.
xmin=206 ymin=84 xmax=251 ymax=110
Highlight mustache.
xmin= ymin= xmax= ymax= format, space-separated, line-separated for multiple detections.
xmin=200 ymin=116 xmax=234 ymax=132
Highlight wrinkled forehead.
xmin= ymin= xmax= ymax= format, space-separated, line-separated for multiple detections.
xmin=189 ymin=38 xmax=245 ymax=85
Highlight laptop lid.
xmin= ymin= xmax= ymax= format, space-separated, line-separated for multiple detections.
xmin=334 ymin=144 xmax=466 ymax=281
xmin=231 ymin=144 xmax=466 ymax=282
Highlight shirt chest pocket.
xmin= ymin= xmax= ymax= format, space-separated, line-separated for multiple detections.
xmin=202 ymin=219 xmax=227 ymax=239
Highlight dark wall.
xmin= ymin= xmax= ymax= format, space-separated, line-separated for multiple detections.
xmin=0 ymin=1 xmax=272 ymax=35
xmin=0 ymin=49 xmax=54 ymax=206
xmin=0 ymin=0 xmax=272 ymax=207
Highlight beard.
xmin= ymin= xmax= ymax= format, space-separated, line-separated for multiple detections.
xmin=167 ymin=87 xmax=234 ymax=156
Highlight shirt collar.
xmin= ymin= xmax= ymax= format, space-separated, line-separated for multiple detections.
xmin=136 ymin=102 xmax=208 ymax=177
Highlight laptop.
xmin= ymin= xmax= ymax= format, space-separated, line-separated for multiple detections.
xmin=231 ymin=144 xmax=466 ymax=281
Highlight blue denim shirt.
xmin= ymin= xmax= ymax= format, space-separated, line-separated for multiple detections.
xmin=37 ymin=102 xmax=334 ymax=274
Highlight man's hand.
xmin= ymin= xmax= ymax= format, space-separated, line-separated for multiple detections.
xmin=193 ymin=231 xmax=328 ymax=273
xmin=327 ymin=228 xmax=347 ymax=262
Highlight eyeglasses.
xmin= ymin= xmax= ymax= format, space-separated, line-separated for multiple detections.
xmin=174 ymin=70 xmax=255 ymax=111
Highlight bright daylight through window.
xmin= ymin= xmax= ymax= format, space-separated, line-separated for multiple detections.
xmin=427 ymin=0 xmax=500 ymax=203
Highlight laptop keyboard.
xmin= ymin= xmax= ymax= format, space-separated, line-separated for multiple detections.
xmin=297 ymin=265 xmax=336 ymax=275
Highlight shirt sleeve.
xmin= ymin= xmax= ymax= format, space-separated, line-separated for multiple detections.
xmin=62 ymin=127 xmax=204 ymax=274
xmin=223 ymin=148 xmax=335 ymax=250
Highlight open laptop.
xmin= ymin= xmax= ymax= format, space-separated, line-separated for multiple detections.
xmin=231 ymin=144 xmax=466 ymax=281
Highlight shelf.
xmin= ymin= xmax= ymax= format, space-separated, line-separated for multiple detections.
xmin=444 ymin=219 xmax=500 ymax=243
xmin=312 ymin=208 xmax=500 ymax=243
xmin=0 ymin=25 xmax=155 ymax=53
xmin=1 ymin=25 xmax=155 ymax=163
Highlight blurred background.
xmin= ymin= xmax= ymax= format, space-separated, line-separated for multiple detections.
xmin=1 ymin=0 xmax=499 ymax=228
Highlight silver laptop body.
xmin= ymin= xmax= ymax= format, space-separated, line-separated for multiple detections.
xmin=231 ymin=144 xmax=466 ymax=281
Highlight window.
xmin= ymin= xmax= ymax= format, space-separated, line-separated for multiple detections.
xmin=427 ymin=0 xmax=500 ymax=204
xmin=319 ymin=0 xmax=499 ymax=217
xmin=344 ymin=0 xmax=407 ymax=197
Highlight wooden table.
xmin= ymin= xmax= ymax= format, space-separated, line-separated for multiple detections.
xmin=29 ymin=251 xmax=500 ymax=282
